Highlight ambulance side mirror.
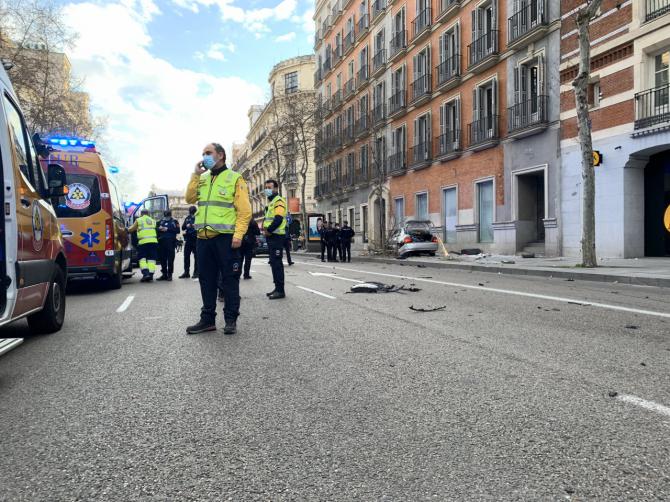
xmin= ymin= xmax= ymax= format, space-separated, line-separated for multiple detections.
xmin=47 ymin=163 xmax=67 ymax=197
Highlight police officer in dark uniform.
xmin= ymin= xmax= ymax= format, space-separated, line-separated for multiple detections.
xmin=339 ymin=220 xmax=355 ymax=262
xmin=241 ymin=218 xmax=261 ymax=279
xmin=157 ymin=210 xmax=179 ymax=281
xmin=318 ymin=218 xmax=327 ymax=262
xmin=179 ymin=206 xmax=198 ymax=278
xmin=333 ymin=222 xmax=343 ymax=261
xmin=325 ymin=221 xmax=338 ymax=262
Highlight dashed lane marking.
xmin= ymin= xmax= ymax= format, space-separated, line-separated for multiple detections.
xmin=308 ymin=272 xmax=364 ymax=283
xmin=294 ymin=261 xmax=670 ymax=319
xmin=617 ymin=394 xmax=670 ymax=418
xmin=116 ymin=295 xmax=135 ymax=313
xmin=296 ymin=286 xmax=336 ymax=299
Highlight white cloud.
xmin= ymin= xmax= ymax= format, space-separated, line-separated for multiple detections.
xmin=199 ymin=41 xmax=236 ymax=61
xmin=63 ymin=0 xmax=263 ymax=200
xmin=275 ymin=32 xmax=296 ymax=43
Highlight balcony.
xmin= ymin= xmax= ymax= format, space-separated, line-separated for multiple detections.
xmin=332 ymin=89 xmax=343 ymax=110
xmin=314 ymin=30 xmax=321 ymax=49
xmin=411 ymin=7 xmax=432 ymax=43
xmin=411 ymin=73 xmax=432 ymax=104
xmin=344 ymin=78 xmax=355 ymax=100
xmin=435 ymin=130 xmax=462 ymax=160
xmin=251 ymin=130 xmax=267 ymax=151
xmin=331 ymin=1 xmax=342 ymax=22
xmin=507 ymin=95 xmax=549 ymax=139
xmin=372 ymin=0 xmax=386 ymax=23
xmin=357 ymin=14 xmax=370 ymax=37
xmin=434 ymin=54 xmax=461 ymax=92
xmin=372 ymin=49 xmax=387 ymax=75
xmin=322 ymin=15 xmax=332 ymax=36
xmin=468 ymin=115 xmax=500 ymax=151
xmin=634 ymin=84 xmax=670 ymax=129
xmin=343 ymin=124 xmax=355 ymax=145
xmin=390 ymin=30 xmax=407 ymax=61
xmin=468 ymin=30 xmax=499 ymax=73
xmin=314 ymin=68 xmax=322 ymax=87
xmin=322 ymin=97 xmax=332 ymax=116
xmin=356 ymin=65 xmax=370 ymax=89
xmin=343 ymin=166 xmax=356 ymax=188
xmin=388 ymin=151 xmax=407 ymax=175
xmin=323 ymin=56 xmax=332 ymax=74
xmin=646 ymin=0 xmax=670 ymax=21
xmin=410 ymin=140 xmax=432 ymax=169
xmin=508 ymin=0 xmax=548 ymax=51
xmin=373 ymin=103 xmax=386 ymax=125
xmin=355 ymin=165 xmax=370 ymax=184
xmin=332 ymin=46 xmax=343 ymax=65
xmin=344 ymin=30 xmax=355 ymax=55
xmin=388 ymin=90 xmax=407 ymax=117
xmin=436 ymin=0 xmax=460 ymax=24
xmin=355 ymin=113 xmax=371 ymax=136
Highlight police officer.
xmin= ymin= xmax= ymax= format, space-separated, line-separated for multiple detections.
xmin=241 ymin=218 xmax=261 ymax=279
xmin=318 ymin=217 xmax=327 ymax=262
xmin=157 ymin=210 xmax=179 ymax=281
xmin=179 ymin=206 xmax=198 ymax=279
xmin=340 ymin=220 xmax=355 ymax=263
xmin=333 ymin=222 xmax=343 ymax=261
xmin=184 ymin=142 xmax=251 ymax=335
xmin=325 ymin=221 xmax=338 ymax=262
xmin=128 ymin=209 xmax=158 ymax=283
xmin=263 ymin=179 xmax=287 ymax=299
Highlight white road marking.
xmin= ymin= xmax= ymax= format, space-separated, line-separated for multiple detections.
xmin=308 ymin=272 xmax=364 ymax=283
xmin=296 ymin=286 xmax=336 ymax=299
xmin=617 ymin=394 xmax=670 ymax=418
xmin=192 ymin=278 xmax=199 ymax=282
xmin=294 ymin=261 xmax=670 ymax=319
xmin=116 ymin=295 xmax=135 ymax=313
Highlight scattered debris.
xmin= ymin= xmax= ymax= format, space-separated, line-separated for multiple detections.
xmin=625 ymin=325 xmax=639 ymax=330
xmin=416 ymin=264 xmax=427 ymax=268
xmin=419 ymin=276 xmax=433 ymax=279
xmin=501 ymin=259 xmax=516 ymax=264
xmin=568 ymin=301 xmax=585 ymax=306
xmin=640 ymin=362 xmax=647 ymax=367
xmin=565 ymin=487 xmax=575 ymax=495
xmin=565 ymin=278 xmax=574 ymax=282
xmin=460 ymin=248 xmax=482 ymax=255
xmin=478 ymin=283 xmax=485 ymax=286
xmin=409 ymin=305 xmax=446 ymax=313
xmin=521 ymin=252 xmax=535 ymax=258
xmin=348 ymin=282 xmax=421 ymax=294
xmin=608 ymin=391 xmax=618 ymax=398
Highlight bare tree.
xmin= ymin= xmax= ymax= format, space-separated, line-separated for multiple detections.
xmin=572 ymin=0 xmax=603 ymax=268
xmin=0 ymin=0 xmax=94 ymax=137
xmin=367 ymin=110 xmax=388 ymax=253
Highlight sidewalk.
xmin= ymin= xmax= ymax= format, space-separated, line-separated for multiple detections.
xmin=295 ymin=250 xmax=670 ymax=288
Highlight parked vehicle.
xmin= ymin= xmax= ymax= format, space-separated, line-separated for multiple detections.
xmin=0 ymin=64 xmax=68 ymax=343
xmin=388 ymin=220 xmax=438 ymax=258
xmin=127 ymin=194 xmax=170 ymax=267
xmin=254 ymin=234 xmax=269 ymax=256
xmin=39 ymin=137 xmax=131 ymax=289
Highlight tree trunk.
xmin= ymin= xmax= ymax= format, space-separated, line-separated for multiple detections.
xmin=300 ymin=171 xmax=308 ymax=244
xmin=573 ymin=3 xmax=601 ymax=268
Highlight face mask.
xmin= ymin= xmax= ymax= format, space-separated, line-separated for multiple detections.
xmin=264 ymin=188 xmax=274 ymax=197
xmin=202 ymin=155 xmax=216 ymax=169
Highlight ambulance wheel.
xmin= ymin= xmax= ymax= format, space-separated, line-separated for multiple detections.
xmin=107 ymin=258 xmax=123 ymax=290
xmin=28 ymin=267 xmax=66 ymax=334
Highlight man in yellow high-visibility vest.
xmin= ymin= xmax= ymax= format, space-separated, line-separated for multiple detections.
xmin=128 ymin=209 xmax=158 ymax=283
xmin=262 ymin=179 xmax=287 ymax=299
xmin=185 ymin=143 xmax=251 ymax=335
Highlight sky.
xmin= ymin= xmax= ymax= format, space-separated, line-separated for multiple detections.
xmin=60 ymin=0 xmax=314 ymax=201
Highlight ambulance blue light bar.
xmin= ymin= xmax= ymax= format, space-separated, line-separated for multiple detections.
xmin=48 ymin=137 xmax=95 ymax=148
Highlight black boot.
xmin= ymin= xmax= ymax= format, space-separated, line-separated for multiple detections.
xmin=179 ymin=272 xmax=190 ymax=279
xmin=186 ymin=320 xmax=216 ymax=334
xmin=268 ymin=291 xmax=285 ymax=300
xmin=223 ymin=321 xmax=237 ymax=335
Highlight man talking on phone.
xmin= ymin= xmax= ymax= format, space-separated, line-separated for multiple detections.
xmin=184 ymin=143 xmax=251 ymax=335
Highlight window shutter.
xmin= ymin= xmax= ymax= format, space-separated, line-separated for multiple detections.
xmin=439 ymin=33 xmax=445 ymax=64
xmin=491 ymin=0 xmax=498 ymax=31
xmin=538 ymin=0 xmax=545 ymax=23
xmin=538 ymin=53 xmax=545 ymax=96
xmin=454 ymin=24 xmax=460 ymax=71
xmin=455 ymin=98 xmax=461 ymax=147
xmin=426 ymin=113 xmax=432 ymax=159
xmin=413 ymin=118 xmax=418 ymax=148
xmin=473 ymin=87 xmax=479 ymax=121
xmin=514 ymin=65 xmax=520 ymax=105
xmin=440 ymin=103 xmax=446 ymax=135
xmin=492 ymin=78 xmax=498 ymax=116
xmin=413 ymin=54 xmax=418 ymax=82
xmin=427 ymin=45 xmax=432 ymax=79
xmin=471 ymin=10 xmax=477 ymax=43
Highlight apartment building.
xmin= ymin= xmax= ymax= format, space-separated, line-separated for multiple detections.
xmin=560 ymin=0 xmax=670 ymax=258
xmin=237 ymin=55 xmax=318 ymax=226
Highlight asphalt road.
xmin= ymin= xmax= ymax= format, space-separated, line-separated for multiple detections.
xmin=1 ymin=253 xmax=670 ymax=500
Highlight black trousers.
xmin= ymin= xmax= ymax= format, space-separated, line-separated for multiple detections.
xmin=197 ymin=234 xmax=241 ymax=324
xmin=158 ymin=238 xmax=176 ymax=276
xmin=320 ymin=240 xmax=327 ymax=260
xmin=327 ymin=242 xmax=337 ymax=261
xmin=183 ymin=236 xmax=197 ymax=274
xmin=283 ymin=238 xmax=293 ymax=264
xmin=241 ymin=242 xmax=254 ymax=278
xmin=341 ymin=241 xmax=351 ymax=262
xmin=336 ymin=240 xmax=344 ymax=261
xmin=267 ymin=235 xmax=285 ymax=293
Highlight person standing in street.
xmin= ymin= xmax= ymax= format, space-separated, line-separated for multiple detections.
xmin=241 ymin=218 xmax=261 ymax=279
xmin=128 ymin=209 xmax=158 ymax=283
xmin=318 ymin=218 xmax=327 ymax=262
xmin=340 ymin=220 xmax=355 ymax=263
xmin=325 ymin=221 xmax=338 ymax=262
xmin=185 ymin=142 xmax=251 ymax=335
xmin=283 ymin=212 xmax=295 ymax=266
xmin=263 ymin=180 xmax=287 ymax=299
xmin=157 ymin=210 xmax=179 ymax=281
xmin=179 ymin=206 xmax=198 ymax=279
xmin=334 ymin=222 xmax=343 ymax=262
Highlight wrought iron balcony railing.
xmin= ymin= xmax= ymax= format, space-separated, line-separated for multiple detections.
xmin=373 ymin=49 xmax=387 ymax=72
xmin=435 ymin=130 xmax=461 ymax=157
xmin=410 ymin=140 xmax=432 ymax=167
xmin=507 ymin=95 xmax=549 ymax=132
xmin=435 ymin=54 xmax=460 ymax=88
xmin=411 ymin=7 xmax=432 ymax=41
xmin=390 ymin=30 xmax=407 ymax=59
xmin=357 ymin=65 xmax=370 ymax=88
xmin=388 ymin=151 xmax=407 ymax=174
xmin=508 ymin=0 xmax=547 ymax=43
xmin=468 ymin=115 xmax=500 ymax=146
xmin=411 ymin=73 xmax=432 ymax=102
xmin=468 ymin=30 xmax=499 ymax=68
xmin=389 ymin=90 xmax=407 ymax=115
xmin=646 ymin=0 xmax=670 ymax=21
xmin=635 ymin=83 xmax=670 ymax=129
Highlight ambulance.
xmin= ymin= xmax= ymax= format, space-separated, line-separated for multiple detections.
xmin=0 ymin=64 xmax=68 ymax=351
xmin=39 ymin=138 xmax=132 ymax=289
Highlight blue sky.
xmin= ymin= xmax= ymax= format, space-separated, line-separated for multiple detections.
xmin=60 ymin=0 xmax=314 ymax=199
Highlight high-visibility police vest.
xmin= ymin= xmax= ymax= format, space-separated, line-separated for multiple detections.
xmin=195 ymin=168 xmax=240 ymax=235
xmin=263 ymin=195 xmax=287 ymax=236
xmin=137 ymin=215 xmax=158 ymax=245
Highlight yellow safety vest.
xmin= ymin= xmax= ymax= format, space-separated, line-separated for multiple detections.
xmin=263 ymin=196 xmax=287 ymax=236
xmin=195 ymin=169 xmax=240 ymax=235
xmin=137 ymin=215 xmax=158 ymax=245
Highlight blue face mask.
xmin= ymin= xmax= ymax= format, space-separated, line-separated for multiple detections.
xmin=264 ymin=188 xmax=274 ymax=198
xmin=202 ymin=155 xmax=216 ymax=169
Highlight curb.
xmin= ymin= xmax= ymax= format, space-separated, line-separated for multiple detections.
xmin=295 ymin=253 xmax=670 ymax=288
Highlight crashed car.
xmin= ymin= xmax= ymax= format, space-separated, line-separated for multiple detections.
xmin=389 ymin=220 xmax=438 ymax=258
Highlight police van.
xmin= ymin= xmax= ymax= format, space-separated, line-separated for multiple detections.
xmin=0 ymin=64 xmax=68 ymax=353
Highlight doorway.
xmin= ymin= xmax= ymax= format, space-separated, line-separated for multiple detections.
xmin=644 ymin=151 xmax=670 ymax=256
xmin=515 ymin=169 xmax=545 ymax=247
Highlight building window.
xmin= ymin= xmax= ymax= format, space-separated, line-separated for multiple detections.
xmin=416 ymin=192 xmax=428 ymax=220
xmin=510 ymin=54 xmax=547 ymax=129
xmin=361 ymin=204 xmax=369 ymax=242
xmin=470 ymin=0 xmax=498 ymax=65
xmin=438 ymin=23 xmax=460 ymax=84
xmin=348 ymin=207 xmax=355 ymax=226
xmin=439 ymin=98 xmax=461 ymax=154
xmin=412 ymin=113 xmax=431 ymax=163
xmin=360 ymin=144 xmax=369 ymax=179
xmin=394 ymin=197 xmax=405 ymax=225
xmin=442 ymin=186 xmax=457 ymax=243
xmin=471 ymin=79 xmax=498 ymax=144
xmin=477 ymin=179 xmax=494 ymax=243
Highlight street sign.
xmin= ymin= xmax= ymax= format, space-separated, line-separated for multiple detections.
xmin=593 ymin=150 xmax=603 ymax=166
